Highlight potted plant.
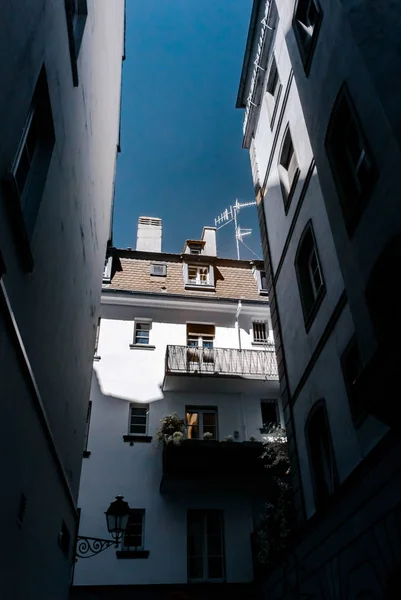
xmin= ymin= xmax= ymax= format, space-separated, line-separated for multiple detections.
xmin=155 ymin=413 xmax=185 ymax=445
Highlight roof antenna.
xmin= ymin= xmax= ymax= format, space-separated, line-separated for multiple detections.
xmin=214 ymin=199 xmax=257 ymax=260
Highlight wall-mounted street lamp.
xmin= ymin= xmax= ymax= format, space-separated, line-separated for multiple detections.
xmin=75 ymin=496 xmax=131 ymax=560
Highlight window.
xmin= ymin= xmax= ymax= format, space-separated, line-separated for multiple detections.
xmin=265 ymin=57 xmax=282 ymax=127
xmin=65 ymin=0 xmax=88 ymax=86
xmin=187 ymin=511 xmax=225 ymax=582
xmin=129 ymin=404 xmax=149 ymax=436
xmin=325 ymin=85 xmax=377 ymax=234
xmin=3 ymin=66 xmax=55 ymax=263
xmin=94 ymin=318 xmax=101 ymax=359
xmin=306 ymin=402 xmax=337 ymax=510
xmin=260 ymin=400 xmax=279 ymax=431
xmin=83 ymin=401 xmax=92 ymax=453
xmin=184 ymin=264 xmax=215 ymax=288
xmin=188 ymin=244 xmax=203 ymax=255
xmin=103 ymin=256 xmax=113 ymax=283
xmin=295 ymin=222 xmax=325 ymax=328
xmin=150 ymin=263 xmax=167 ymax=276
xmin=278 ymin=127 xmax=299 ymax=211
xmin=186 ymin=407 xmax=218 ymax=440
xmin=188 ymin=265 xmax=209 ymax=285
xmin=256 ymin=270 xmax=269 ymax=295
xmin=122 ymin=509 xmax=145 ymax=551
xmin=134 ymin=321 xmax=151 ymax=345
xmin=341 ymin=336 xmax=365 ymax=424
xmin=253 ymin=321 xmax=268 ymax=344
xmin=293 ymin=0 xmax=322 ymax=73
xmin=186 ymin=324 xmax=215 ymax=369
xmin=58 ymin=521 xmax=71 ymax=558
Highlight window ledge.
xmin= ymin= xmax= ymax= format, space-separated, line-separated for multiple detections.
xmin=129 ymin=344 xmax=156 ymax=350
xmin=116 ymin=550 xmax=150 ymax=559
xmin=93 ymin=355 xmax=101 ymax=362
xmin=184 ymin=284 xmax=215 ymax=292
xmin=83 ymin=450 xmax=91 ymax=458
xmin=251 ymin=341 xmax=271 ymax=347
xmin=123 ymin=435 xmax=153 ymax=444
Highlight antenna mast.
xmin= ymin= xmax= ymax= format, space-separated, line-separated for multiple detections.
xmin=214 ymin=199 xmax=257 ymax=260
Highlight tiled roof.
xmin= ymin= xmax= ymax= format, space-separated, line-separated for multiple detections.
xmin=104 ymin=250 xmax=267 ymax=302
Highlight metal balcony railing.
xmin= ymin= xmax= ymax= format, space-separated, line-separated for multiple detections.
xmin=165 ymin=345 xmax=278 ymax=379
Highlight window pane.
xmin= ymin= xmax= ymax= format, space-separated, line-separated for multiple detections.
xmin=188 ymin=558 xmax=203 ymax=580
xmin=130 ymin=424 xmax=146 ymax=434
xmin=206 ymin=513 xmax=222 ymax=535
xmin=15 ymin=146 xmax=31 ymax=195
xmin=188 ymin=517 xmax=203 ymax=556
xmin=261 ymin=402 xmax=278 ymax=428
xmin=187 ymin=412 xmax=199 ymax=439
xmin=208 ymin=557 xmax=223 ymax=579
xmin=207 ymin=534 xmax=222 ymax=555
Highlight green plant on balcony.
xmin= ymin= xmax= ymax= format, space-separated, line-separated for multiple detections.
xmin=252 ymin=428 xmax=295 ymax=572
xmin=155 ymin=413 xmax=185 ymax=445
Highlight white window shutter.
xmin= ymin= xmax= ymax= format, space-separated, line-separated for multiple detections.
xmin=183 ymin=263 xmax=189 ymax=285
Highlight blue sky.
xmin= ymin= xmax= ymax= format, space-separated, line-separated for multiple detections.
xmin=112 ymin=0 xmax=261 ymax=260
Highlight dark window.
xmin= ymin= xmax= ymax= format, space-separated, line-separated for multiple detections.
xmin=265 ymin=57 xmax=282 ymax=127
xmin=325 ymin=85 xmax=377 ymax=234
xmin=129 ymin=404 xmax=149 ymax=435
xmin=261 ymin=401 xmax=279 ymax=431
xmin=186 ymin=408 xmax=217 ymax=440
xmin=295 ymin=223 xmax=325 ymax=329
xmin=123 ymin=510 xmax=145 ymax=551
xmin=293 ymin=0 xmax=323 ymax=73
xmin=65 ymin=0 xmax=88 ymax=86
xmin=94 ymin=318 xmax=101 ymax=357
xmin=258 ymin=270 xmax=268 ymax=294
xmin=187 ymin=511 xmax=225 ymax=582
xmin=341 ymin=336 xmax=365 ymax=424
xmin=83 ymin=401 xmax=92 ymax=451
xmin=279 ymin=127 xmax=299 ymax=210
xmin=253 ymin=321 xmax=268 ymax=343
xmin=58 ymin=521 xmax=71 ymax=558
xmin=16 ymin=493 xmax=27 ymax=526
xmin=4 ymin=66 xmax=55 ymax=255
xmin=134 ymin=321 xmax=151 ymax=345
xmin=306 ymin=402 xmax=337 ymax=510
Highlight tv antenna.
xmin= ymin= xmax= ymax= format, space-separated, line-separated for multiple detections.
xmin=214 ymin=199 xmax=258 ymax=260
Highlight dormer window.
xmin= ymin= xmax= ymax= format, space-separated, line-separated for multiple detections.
xmin=189 ymin=245 xmax=202 ymax=255
xmin=184 ymin=264 xmax=215 ymax=289
xmin=256 ymin=270 xmax=269 ymax=295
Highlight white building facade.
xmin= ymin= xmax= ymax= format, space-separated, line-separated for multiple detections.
xmin=72 ymin=220 xmax=281 ymax=599
xmin=0 ymin=2 xmax=125 ymax=599
xmin=237 ymin=1 xmax=401 ymax=598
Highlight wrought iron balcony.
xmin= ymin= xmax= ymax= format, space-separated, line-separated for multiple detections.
xmin=165 ymin=345 xmax=278 ymax=379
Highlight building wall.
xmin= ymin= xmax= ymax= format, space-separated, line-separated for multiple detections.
xmin=237 ymin=0 xmax=401 ymax=597
xmin=73 ymin=296 xmax=280 ymax=588
xmin=0 ymin=1 xmax=125 ymax=598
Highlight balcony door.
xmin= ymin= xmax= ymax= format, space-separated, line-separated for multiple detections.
xmin=187 ymin=510 xmax=225 ymax=583
xmin=186 ymin=323 xmax=215 ymax=371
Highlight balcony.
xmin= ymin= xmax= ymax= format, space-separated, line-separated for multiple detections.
xmin=163 ymin=345 xmax=278 ymax=393
xmin=160 ymin=439 xmax=268 ymax=494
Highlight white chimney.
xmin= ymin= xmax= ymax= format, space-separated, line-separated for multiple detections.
xmin=136 ymin=217 xmax=162 ymax=252
xmin=201 ymin=227 xmax=217 ymax=256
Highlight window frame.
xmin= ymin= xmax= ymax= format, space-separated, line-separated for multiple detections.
xmin=121 ymin=509 xmax=145 ymax=552
xmin=2 ymin=65 xmax=55 ymax=271
xmin=252 ymin=321 xmax=269 ymax=345
xmin=278 ymin=125 xmax=300 ymax=213
xmin=65 ymin=0 xmax=88 ymax=86
xmin=341 ymin=334 xmax=366 ymax=426
xmin=256 ymin=269 xmax=269 ymax=295
xmin=186 ymin=406 xmax=218 ymax=440
xmin=325 ymin=84 xmax=378 ymax=236
xmin=103 ymin=256 xmax=113 ymax=283
xmin=187 ymin=510 xmax=225 ymax=583
xmin=129 ymin=403 xmax=149 ymax=437
xmin=294 ymin=221 xmax=326 ymax=331
xmin=305 ymin=400 xmax=337 ymax=512
xmin=260 ymin=400 xmax=280 ymax=432
xmin=293 ymin=0 xmax=323 ymax=75
xmin=265 ymin=55 xmax=282 ymax=130
xmin=132 ymin=320 xmax=152 ymax=347
xmin=150 ymin=263 xmax=167 ymax=277
xmin=184 ymin=263 xmax=215 ymax=289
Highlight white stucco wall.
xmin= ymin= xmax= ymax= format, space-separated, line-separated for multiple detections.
xmin=74 ymin=297 xmax=280 ymax=586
